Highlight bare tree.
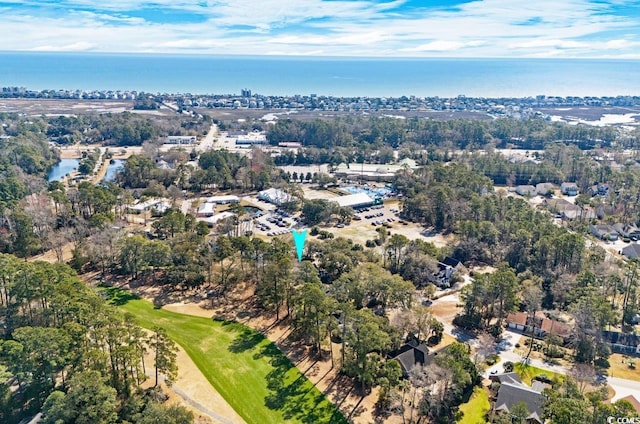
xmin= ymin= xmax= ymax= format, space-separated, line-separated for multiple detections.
xmin=570 ymin=363 xmax=596 ymax=394
xmin=522 ymin=284 xmax=543 ymax=360
xmin=22 ymin=193 xmax=57 ymax=248
xmin=473 ymin=331 xmax=497 ymax=369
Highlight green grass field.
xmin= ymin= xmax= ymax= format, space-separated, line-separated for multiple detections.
xmin=108 ymin=289 xmax=346 ymax=424
xmin=513 ymin=362 xmax=563 ymax=386
xmin=457 ymin=386 xmax=490 ymax=424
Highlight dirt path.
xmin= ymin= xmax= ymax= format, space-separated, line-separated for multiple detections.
xmin=161 ymin=343 xmax=246 ymax=424
xmin=92 ymin=157 xmax=111 ymax=184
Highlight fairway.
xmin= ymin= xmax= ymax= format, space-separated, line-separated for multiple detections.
xmin=115 ymin=294 xmax=346 ymax=424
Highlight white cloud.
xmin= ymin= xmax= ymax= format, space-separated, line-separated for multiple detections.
xmin=401 ymin=40 xmax=486 ymax=52
xmin=31 ymin=41 xmax=96 ymax=51
xmin=0 ymin=0 xmax=639 ymax=57
xmin=509 ymin=39 xmax=590 ymax=49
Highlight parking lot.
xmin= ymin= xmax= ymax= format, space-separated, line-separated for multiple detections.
xmin=246 ymin=196 xmax=452 ymax=248
xmin=252 ymin=208 xmax=299 ymax=237
xmin=355 ymin=204 xmax=398 ymax=227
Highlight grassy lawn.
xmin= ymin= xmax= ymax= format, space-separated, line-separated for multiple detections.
xmin=457 ymin=386 xmax=490 ymax=424
xmin=608 ymin=353 xmax=640 ymax=382
xmin=513 ymin=363 xmax=563 ymax=386
xmin=108 ymin=289 xmax=346 ymax=424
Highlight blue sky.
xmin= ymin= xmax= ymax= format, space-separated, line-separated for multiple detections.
xmin=1 ymin=0 xmax=639 ymax=57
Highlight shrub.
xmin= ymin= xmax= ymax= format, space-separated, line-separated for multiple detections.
xmin=486 ymin=354 xmax=499 ymax=366
xmin=503 ymin=361 xmax=514 ymax=373
xmin=544 ymin=346 xmax=564 ymax=359
xmin=488 ymin=324 xmax=502 ymax=338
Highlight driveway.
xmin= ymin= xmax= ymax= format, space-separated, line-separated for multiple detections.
xmin=609 ymin=376 xmax=640 ymax=402
xmin=482 ymin=330 xmax=570 ymax=378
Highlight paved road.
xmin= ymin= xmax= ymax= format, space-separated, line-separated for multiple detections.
xmin=431 ymin=285 xmax=640 ymax=402
xmin=196 ymin=124 xmax=218 ymax=152
xmin=609 ymin=376 xmax=640 ymax=402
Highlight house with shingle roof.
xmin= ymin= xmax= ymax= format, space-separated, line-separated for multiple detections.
xmin=388 ymin=341 xmax=434 ymax=376
xmin=490 ymin=372 xmax=546 ymax=424
xmin=622 ymin=243 xmax=640 ymax=260
xmin=506 ymin=312 xmax=572 ymax=343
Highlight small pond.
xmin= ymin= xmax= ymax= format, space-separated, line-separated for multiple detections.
xmin=103 ymin=159 xmax=124 ymax=182
xmin=47 ymin=158 xmax=80 ymax=182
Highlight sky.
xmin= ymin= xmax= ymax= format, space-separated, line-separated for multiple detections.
xmin=1 ymin=0 xmax=640 ymax=58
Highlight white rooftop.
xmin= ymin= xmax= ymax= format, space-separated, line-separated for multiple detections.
xmin=332 ymin=192 xmax=375 ymax=208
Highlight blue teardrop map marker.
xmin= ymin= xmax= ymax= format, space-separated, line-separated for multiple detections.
xmin=291 ymin=229 xmax=308 ymax=262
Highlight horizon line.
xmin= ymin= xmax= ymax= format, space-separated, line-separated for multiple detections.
xmin=2 ymin=50 xmax=640 ymax=62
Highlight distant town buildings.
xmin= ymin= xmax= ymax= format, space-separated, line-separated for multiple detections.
xmin=165 ymin=135 xmax=196 ymax=145
xmin=235 ymin=131 xmax=268 ymax=146
xmin=333 ymin=158 xmax=417 ymax=182
xmin=4 ymin=87 xmax=640 ymax=120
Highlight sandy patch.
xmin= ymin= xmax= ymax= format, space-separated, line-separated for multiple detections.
xmin=169 ymin=344 xmax=246 ymax=424
xmin=159 ymin=288 xmax=383 ymax=424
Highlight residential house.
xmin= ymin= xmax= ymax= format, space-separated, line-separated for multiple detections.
xmin=589 ymin=183 xmax=610 ymax=197
xmin=516 ymin=185 xmax=537 ymax=197
xmin=614 ymin=223 xmax=640 ymax=241
xmin=596 ymin=204 xmax=620 ymax=220
xmin=622 ymin=243 xmax=640 ymax=260
xmin=560 ymin=182 xmax=579 ymax=196
xmin=126 ymin=199 xmax=170 ymax=215
xmin=506 ymin=312 xmax=572 ymax=343
xmin=589 ymin=224 xmax=619 ymax=241
xmin=542 ymin=198 xmax=595 ymax=220
xmin=535 ymin=183 xmax=554 ymax=196
xmin=602 ymin=330 xmax=640 ymax=355
xmin=197 ymin=202 xmax=216 ymax=217
xmin=616 ymin=396 xmax=640 ymax=414
xmin=430 ymin=257 xmax=464 ymax=288
xmin=388 ymin=341 xmax=434 ymax=376
xmin=490 ymin=372 xmax=546 ymax=424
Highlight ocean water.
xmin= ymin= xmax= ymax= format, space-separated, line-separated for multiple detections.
xmin=1 ymin=52 xmax=639 ymax=98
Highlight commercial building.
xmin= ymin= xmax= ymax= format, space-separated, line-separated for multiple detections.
xmin=330 ymin=192 xmax=375 ymax=209
xmin=333 ymin=158 xmax=417 ymax=182
xmin=235 ymin=131 xmax=268 ymax=146
xmin=206 ymin=195 xmax=239 ymax=204
xmin=165 ymin=135 xmax=196 ymax=144
xmin=258 ymin=188 xmax=293 ymax=206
